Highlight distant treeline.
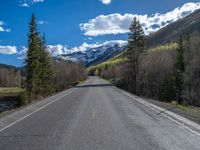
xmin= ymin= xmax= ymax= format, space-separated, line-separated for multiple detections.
xmin=53 ymin=60 xmax=86 ymax=92
xmin=0 ymin=64 xmax=24 ymax=87
xmin=89 ymin=18 xmax=200 ymax=107
xmin=0 ymin=61 xmax=86 ymax=91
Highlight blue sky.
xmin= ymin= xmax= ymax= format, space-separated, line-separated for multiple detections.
xmin=0 ymin=0 xmax=200 ymax=66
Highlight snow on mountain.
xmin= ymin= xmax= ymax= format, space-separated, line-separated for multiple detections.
xmin=55 ymin=40 xmax=127 ymax=66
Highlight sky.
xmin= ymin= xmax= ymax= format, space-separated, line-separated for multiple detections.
xmin=0 ymin=0 xmax=200 ymax=66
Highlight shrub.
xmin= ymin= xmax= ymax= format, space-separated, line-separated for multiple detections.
xmin=18 ymin=90 xmax=29 ymax=106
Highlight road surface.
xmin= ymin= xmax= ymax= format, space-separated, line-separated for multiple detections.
xmin=0 ymin=77 xmax=200 ymax=150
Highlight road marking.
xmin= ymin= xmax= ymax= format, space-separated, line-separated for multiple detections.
xmin=92 ymin=112 xmax=96 ymax=119
xmin=92 ymin=108 xmax=96 ymax=119
xmin=115 ymin=87 xmax=200 ymax=137
xmin=0 ymin=90 xmax=74 ymax=133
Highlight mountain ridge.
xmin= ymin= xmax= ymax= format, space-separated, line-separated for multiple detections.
xmin=57 ymin=41 xmax=127 ymax=67
xmin=147 ymin=9 xmax=200 ymax=46
xmin=62 ymin=9 xmax=200 ymax=67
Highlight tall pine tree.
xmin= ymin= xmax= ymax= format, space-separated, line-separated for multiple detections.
xmin=39 ymin=35 xmax=55 ymax=96
xmin=175 ymin=36 xmax=185 ymax=104
xmin=126 ymin=17 xmax=145 ymax=94
xmin=26 ymin=14 xmax=42 ymax=99
xmin=26 ymin=14 xmax=55 ymax=99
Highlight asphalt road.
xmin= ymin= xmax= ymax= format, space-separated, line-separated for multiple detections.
xmin=0 ymin=77 xmax=200 ymax=150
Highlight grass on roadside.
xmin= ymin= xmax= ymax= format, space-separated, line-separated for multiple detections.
xmin=0 ymin=87 xmax=25 ymax=96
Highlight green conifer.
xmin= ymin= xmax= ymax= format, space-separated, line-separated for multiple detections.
xmin=126 ymin=17 xmax=145 ymax=94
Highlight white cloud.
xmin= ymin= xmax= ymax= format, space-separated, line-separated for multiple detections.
xmin=47 ymin=44 xmax=70 ymax=56
xmin=0 ymin=21 xmax=4 ymax=26
xmin=17 ymin=46 xmax=28 ymax=59
xmin=17 ymin=45 xmax=69 ymax=58
xmin=80 ymin=2 xmax=200 ymax=36
xmin=47 ymin=40 xmax=127 ymax=56
xmin=17 ymin=45 xmax=68 ymax=59
xmin=0 ymin=46 xmax=17 ymax=55
xmin=38 ymin=20 xmax=48 ymax=25
xmin=16 ymin=40 xmax=127 ymax=59
xmin=71 ymin=42 xmax=99 ymax=52
xmin=100 ymin=0 xmax=112 ymax=5
xmin=0 ymin=27 xmax=4 ymax=32
xmin=0 ymin=27 xmax=11 ymax=32
xmin=19 ymin=0 xmax=44 ymax=7
xmin=18 ymin=45 xmax=66 ymax=59
xmin=18 ymin=46 xmax=27 ymax=55
xmin=4 ymin=29 xmax=11 ymax=32
xmin=19 ymin=3 xmax=29 ymax=7
xmin=64 ymin=40 xmax=127 ymax=54
xmin=32 ymin=0 xmax=44 ymax=2
xmin=0 ymin=21 xmax=11 ymax=32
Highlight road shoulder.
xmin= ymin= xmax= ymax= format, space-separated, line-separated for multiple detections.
xmin=114 ymin=87 xmax=200 ymax=135
xmin=0 ymin=88 xmax=74 ymax=132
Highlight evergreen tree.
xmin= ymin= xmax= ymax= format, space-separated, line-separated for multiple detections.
xmin=175 ymin=36 xmax=185 ymax=104
xmin=126 ymin=17 xmax=145 ymax=94
xmin=39 ymin=35 xmax=55 ymax=96
xmin=26 ymin=14 xmax=55 ymax=99
xmin=25 ymin=14 xmax=42 ymax=99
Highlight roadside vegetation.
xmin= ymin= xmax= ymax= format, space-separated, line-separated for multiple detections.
xmin=0 ymin=87 xmax=27 ymax=113
xmin=0 ymin=87 xmax=25 ymax=96
xmin=88 ymin=17 xmax=200 ymax=107
xmin=25 ymin=14 xmax=87 ymax=101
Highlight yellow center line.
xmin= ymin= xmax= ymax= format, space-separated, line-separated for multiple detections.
xmin=92 ymin=111 xmax=96 ymax=119
xmin=92 ymin=112 xmax=96 ymax=119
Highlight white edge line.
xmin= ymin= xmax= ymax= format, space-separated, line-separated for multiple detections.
xmin=116 ymin=88 xmax=200 ymax=137
xmin=0 ymin=90 xmax=74 ymax=133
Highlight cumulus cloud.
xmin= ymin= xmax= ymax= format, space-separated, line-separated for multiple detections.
xmin=100 ymin=0 xmax=112 ymax=5
xmin=80 ymin=2 xmax=200 ymax=36
xmin=47 ymin=45 xmax=70 ymax=56
xmin=19 ymin=0 xmax=44 ymax=7
xmin=0 ymin=46 xmax=17 ymax=55
xmin=17 ymin=45 xmax=69 ymax=58
xmin=17 ymin=45 xmax=68 ymax=59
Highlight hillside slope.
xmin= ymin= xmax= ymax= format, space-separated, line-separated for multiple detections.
xmin=147 ymin=9 xmax=200 ymax=46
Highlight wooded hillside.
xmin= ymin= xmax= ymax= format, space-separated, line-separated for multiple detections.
xmin=89 ymin=31 xmax=200 ymax=107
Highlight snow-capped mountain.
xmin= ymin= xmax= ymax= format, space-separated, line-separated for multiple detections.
xmin=52 ymin=8 xmax=200 ymax=67
xmin=56 ymin=40 xmax=127 ymax=66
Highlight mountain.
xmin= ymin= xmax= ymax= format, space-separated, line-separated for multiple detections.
xmin=0 ymin=64 xmax=25 ymax=75
xmin=58 ymin=41 xmax=127 ymax=67
xmin=147 ymin=9 xmax=200 ymax=46
xmin=59 ymin=9 xmax=200 ymax=67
